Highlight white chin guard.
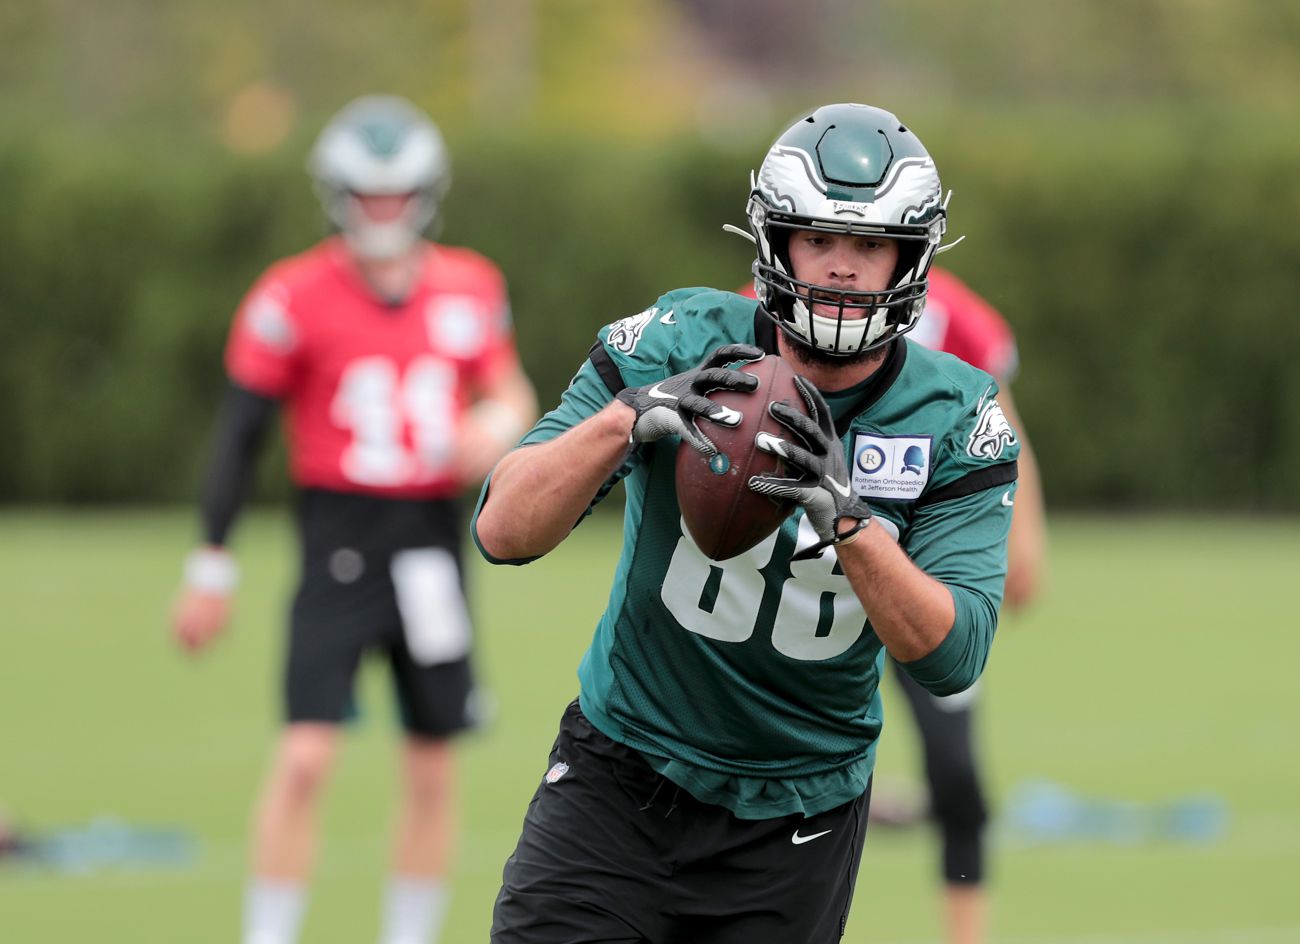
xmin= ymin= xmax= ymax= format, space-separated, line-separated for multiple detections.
xmin=790 ymin=298 xmax=889 ymax=354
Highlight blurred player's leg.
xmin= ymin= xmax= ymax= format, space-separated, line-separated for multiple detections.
xmin=380 ymin=736 xmax=456 ymax=944
xmin=392 ymin=736 xmax=456 ymax=875
xmin=243 ymin=879 xmax=307 ymax=944
xmin=891 ymin=661 xmax=989 ymax=944
xmin=381 ymin=539 xmax=477 ymax=944
xmin=245 ymin=723 xmax=340 ymax=944
xmin=945 ymin=884 xmax=987 ymax=944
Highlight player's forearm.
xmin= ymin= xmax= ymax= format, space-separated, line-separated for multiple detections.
xmin=836 ymin=522 xmax=957 ymax=662
xmin=476 ymin=401 xmax=635 ymax=561
xmin=198 ymin=383 xmax=276 ymax=546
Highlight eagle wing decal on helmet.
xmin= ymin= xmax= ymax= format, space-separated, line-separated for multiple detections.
xmin=758 ymin=146 xmax=827 ymax=213
xmin=874 ymin=157 xmax=943 ymax=224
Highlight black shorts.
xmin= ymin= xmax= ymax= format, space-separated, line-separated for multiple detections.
xmin=492 ymin=700 xmax=871 ymax=943
xmin=284 ymin=489 xmax=478 ymax=739
xmin=890 ymin=660 xmax=988 ymax=883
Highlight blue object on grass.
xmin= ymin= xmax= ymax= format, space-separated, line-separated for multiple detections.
xmin=12 ymin=818 xmax=198 ymax=873
xmin=1001 ymin=780 xmax=1228 ymax=846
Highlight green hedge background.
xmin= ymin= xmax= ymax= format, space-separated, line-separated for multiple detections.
xmin=2 ymin=110 xmax=1297 ymax=508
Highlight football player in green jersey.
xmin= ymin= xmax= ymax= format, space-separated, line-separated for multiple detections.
xmin=474 ymin=102 xmax=1021 ymax=943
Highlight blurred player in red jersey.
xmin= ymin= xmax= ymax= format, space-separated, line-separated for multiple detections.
xmin=171 ymin=96 xmax=537 ymax=944
xmin=888 ymin=266 xmax=1045 ymax=944
xmin=909 ymin=268 xmax=1045 ymax=609
xmin=740 ymin=267 xmax=1046 ymax=944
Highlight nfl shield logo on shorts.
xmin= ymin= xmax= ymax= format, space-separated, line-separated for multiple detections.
xmin=545 ymin=762 xmax=570 ymax=784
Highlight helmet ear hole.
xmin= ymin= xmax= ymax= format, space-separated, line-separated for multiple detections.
xmin=759 ymin=228 xmax=798 ymax=320
xmin=769 ymin=229 xmax=793 ymax=280
xmin=891 ymin=241 xmax=923 ymax=287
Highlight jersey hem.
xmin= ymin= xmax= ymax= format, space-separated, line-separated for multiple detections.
xmin=579 ymin=692 xmax=876 ymax=821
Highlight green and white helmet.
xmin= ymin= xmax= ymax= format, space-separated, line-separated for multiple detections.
xmin=746 ymin=103 xmax=947 ymax=355
xmin=308 ymin=95 xmax=450 ymax=259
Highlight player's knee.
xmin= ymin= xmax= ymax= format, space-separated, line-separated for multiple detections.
xmin=932 ymin=769 xmax=987 ymax=885
xmin=403 ymin=738 xmax=454 ymax=805
xmin=274 ymin=756 xmax=331 ymax=805
xmin=403 ymin=773 xmax=450 ymax=810
xmin=929 ymin=767 xmax=987 ymax=835
xmin=274 ymin=728 xmax=338 ymax=802
xmin=942 ymin=831 xmax=985 ymax=886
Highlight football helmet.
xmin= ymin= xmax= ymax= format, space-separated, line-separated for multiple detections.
xmin=745 ymin=103 xmax=947 ymax=355
xmin=308 ymin=95 xmax=450 ymax=259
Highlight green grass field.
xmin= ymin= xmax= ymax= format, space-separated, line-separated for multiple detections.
xmin=2 ymin=508 xmax=1298 ymax=942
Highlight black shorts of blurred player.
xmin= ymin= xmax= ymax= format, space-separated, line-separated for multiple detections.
xmin=287 ymin=489 xmax=480 ymax=736
xmin=889 ymin=661 xmax=988 ymax=887
xmin=491 ymin=700 xmax=871 ymax=944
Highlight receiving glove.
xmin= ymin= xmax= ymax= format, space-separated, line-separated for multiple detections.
xmin=748 ymin=374 xmax=872 ymax=561
xmin=615 ymin=343 xmax=764 ymax=455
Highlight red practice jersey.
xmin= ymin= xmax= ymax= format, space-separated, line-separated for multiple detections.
xmin=225 ymin=237 xmax=520 ymax=499
xmin=738 ymin=267 xmax=1019 ymax=381
xmin=905 ymin=268 xmax=1018 ymax=382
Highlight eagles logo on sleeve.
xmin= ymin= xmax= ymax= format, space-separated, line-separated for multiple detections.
xmin=605 ymin=308 xmax=658 ymax=354
xmin=966 ymin=389 xmax=1017 ymax=460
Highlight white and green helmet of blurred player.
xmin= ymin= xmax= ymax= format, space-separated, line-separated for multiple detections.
xmin=309 ymin=95 xmax=450 ymax=259
xmin=746 ymin=103 xmax=948 ymax=356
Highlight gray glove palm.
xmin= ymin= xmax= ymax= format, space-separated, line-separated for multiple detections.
xmin=615 ymin=344 xmax=763 ymax=455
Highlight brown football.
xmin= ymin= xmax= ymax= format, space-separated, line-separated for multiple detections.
xmin=675 ymin=354 xmax=808 ymax=560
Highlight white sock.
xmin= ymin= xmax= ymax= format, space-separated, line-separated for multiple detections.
xmin=379 ymin=876 xmax=449 ymax=944
xmin=243 ymin=879 xmax=307 ymax=944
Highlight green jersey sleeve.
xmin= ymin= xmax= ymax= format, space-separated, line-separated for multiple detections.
xmin=899 ymin=378 xmax=1021 ymax=694
xmin=470 ymin=288 xmax=728 ymax=566
xmin=590 ymin=288 xmax=743 ymax=385
xmin=899 ymin=485 xmax=1014 ymax=693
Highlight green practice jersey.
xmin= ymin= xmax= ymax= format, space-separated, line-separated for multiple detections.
xmin=474 ymin=289 xmax=1019 ymax=819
